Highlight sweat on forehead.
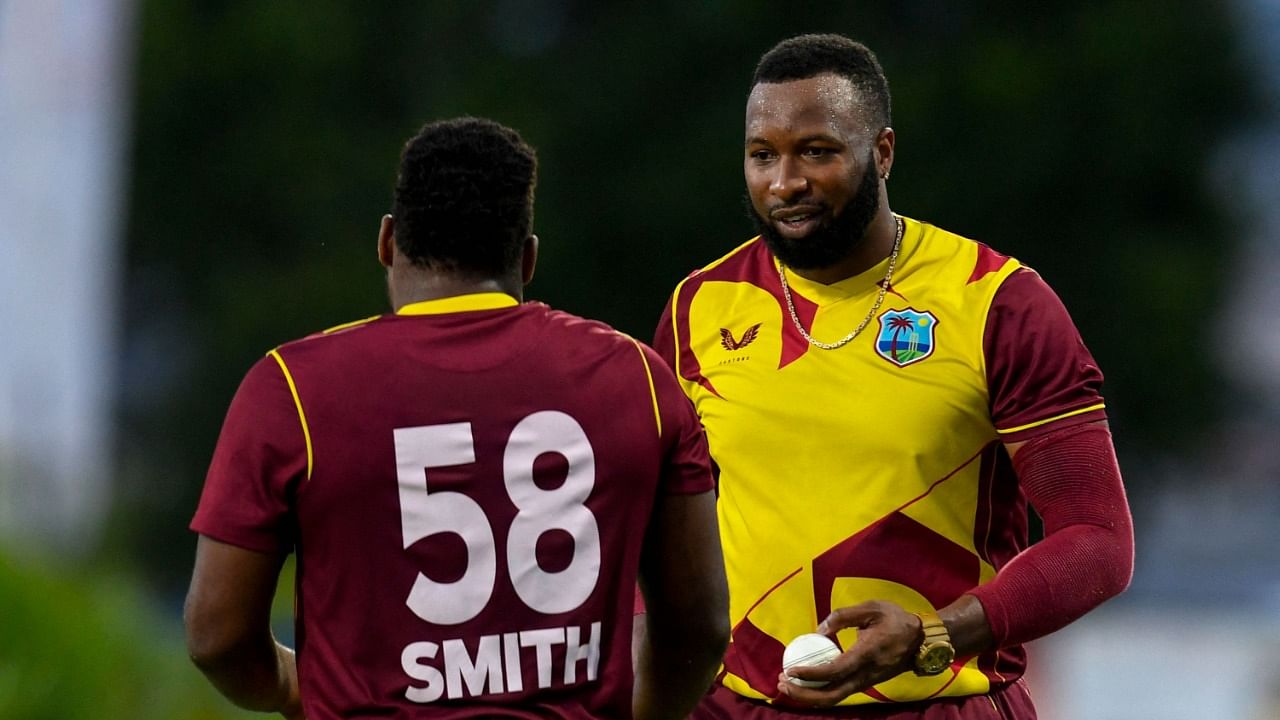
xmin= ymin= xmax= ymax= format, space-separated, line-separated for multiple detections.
xmin=746 ymin=74 xmax=873 ymax=138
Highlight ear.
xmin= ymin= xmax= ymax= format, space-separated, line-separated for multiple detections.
xmin=875 ymin=127 xmax=896 ymax=180
xmin=521 ymin=234 xmax=539 ymax=286
xmin=377 ymin=214 xmax=395 ymax=268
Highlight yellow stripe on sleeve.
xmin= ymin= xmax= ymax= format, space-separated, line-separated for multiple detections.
xmin=268 ymin=349 xmax=314 ymax=481
xmin=630 ymin=338 xmax=663 ymax=440
xmin=996 ymin=402 xmax=1106 ymax=435
xmin=323 ymin=315 xmax=380 ymax=334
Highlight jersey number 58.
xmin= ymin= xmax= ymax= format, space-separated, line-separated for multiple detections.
xmin=393 ymin=411 xmax=601 ymax=625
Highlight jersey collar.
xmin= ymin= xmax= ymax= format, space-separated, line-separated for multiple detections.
xmin=396 ymin=292 xmax=519 ymax=316
xmin=778 ymin=215 xmax=922 ymax=303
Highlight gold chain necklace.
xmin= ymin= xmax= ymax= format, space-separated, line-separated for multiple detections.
xmin=778 ymin=215 xmax=904 ymax=351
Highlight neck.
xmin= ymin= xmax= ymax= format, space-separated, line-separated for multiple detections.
xmin=388 ymin=266 xmax=522 ymax=312
xmin=790 ymin=206 xmax=899 ymax=285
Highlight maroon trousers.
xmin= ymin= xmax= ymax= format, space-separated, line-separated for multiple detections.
xmin=691 ymin=680 xmax=1037 ymax=720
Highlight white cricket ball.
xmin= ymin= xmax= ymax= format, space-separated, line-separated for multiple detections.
xmin=782 ymin=633 xmax=841 ymax=688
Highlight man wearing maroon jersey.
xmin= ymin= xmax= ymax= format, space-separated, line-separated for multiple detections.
xmin=184 ymin=117 xmax=729 ymax=719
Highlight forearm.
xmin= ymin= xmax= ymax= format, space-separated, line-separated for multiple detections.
xmin=633 ymin=489 xmax=728 ymax=719
xmin=967 ymin=422 xmax=1134 ymax=648
xmin=632 ymin=612 xmax=725 ymax=720
xmin=185 ymin=538 xmax=301 ymax=717
xmin=192 ymin=636 xmax=300 ymax=715
xmin=781 ymin=424 xmax=1131 ymax=707
xmin=967 ymin=519 xmax=1131 ymax=647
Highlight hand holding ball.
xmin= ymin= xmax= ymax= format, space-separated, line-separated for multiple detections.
xmin=782 ymin=633 xmax=841 ymax=687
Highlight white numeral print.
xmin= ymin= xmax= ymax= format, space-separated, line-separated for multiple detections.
xmin=394 ymin=423 xmax=495 ymax=625
xmin=505 ymin=412 xmax=601 ymax=614
xmin=394 ymin=412 xmax=601 ymax=625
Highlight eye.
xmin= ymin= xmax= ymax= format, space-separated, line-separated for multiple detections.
xmin=802 ymin=147 xmax=835 ymax=159
xmin=748 ymin=148 xmax=776 ymax=163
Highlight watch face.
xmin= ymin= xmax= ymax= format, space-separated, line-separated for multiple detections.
xmin=917 ymin=644 xmax=955 ymax=675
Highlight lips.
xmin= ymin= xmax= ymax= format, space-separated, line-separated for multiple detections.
xmin=770 ymin=206 xmax=824 ymax=237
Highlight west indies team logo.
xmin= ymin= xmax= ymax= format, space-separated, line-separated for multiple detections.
xmin=875 ymin=309 xmax=937 ymax=366
xmin=720 ymin=323 xmax=761 ymax=351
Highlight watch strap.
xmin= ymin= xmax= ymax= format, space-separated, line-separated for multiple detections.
xmin=913 ymin=611 xmax=955 ymax=676
xmin=916 ymin=611 xmax=950 ymax=645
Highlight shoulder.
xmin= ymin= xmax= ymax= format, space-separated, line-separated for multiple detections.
xmin=537 ymin=304 xmax=632 ymax=344
xmin=536 ymin=305 xmax=682 ymax=410
xmin=276 ymin=314 xmax=386 ymax=352
xmin=985 ymin=266 xmax=1081 ymax=336
xmin=991 ymin=266 xmax=1062 ymax=304
xmin=672 ymin=237 xmax=775 ymax=296
xmin=230 ymin=315 xmax=391 ymax=394
xmin=906 ymin=217 xmax=1025 ymax=289
xmin=660 ymin=237 xmax=777 ymax=340
xmin=264 ymin=313 xmax=392 ymax=368
xmin=528 ymin=304 xmax=667 ymax=367
xmin=984 ymin=265 xmax=1092 ymax=361
xmin=905 ymin=222 xmax=1079 ymax=345
xmin=237 ymin=352 xmax=293 ymax=395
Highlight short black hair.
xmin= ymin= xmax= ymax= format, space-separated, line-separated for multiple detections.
xmin=752 ymin=34 xmax=892 ymax=131
xmin=392 ymin=117 xmax=537 ymax=277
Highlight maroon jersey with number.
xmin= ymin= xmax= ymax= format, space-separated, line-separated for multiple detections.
xmin=191 ymin=293 xmax=713 ymax=719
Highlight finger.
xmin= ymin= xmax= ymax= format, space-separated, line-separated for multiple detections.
xmin=816 ymin=601 xmax=884 ymax=634
xmin=778 ymin=632 xmax=880 ymax=681
xmin=777 ymin=670 xmax=874 ymax=708
xmin=779 ymin=625 xmax=908 ymax=706
xmin=784 ymin=626 xmax=889 ymax=685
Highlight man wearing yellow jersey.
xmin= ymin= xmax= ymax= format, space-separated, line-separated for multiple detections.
xmin=652 ymin=34 xmax=1134 ymax=718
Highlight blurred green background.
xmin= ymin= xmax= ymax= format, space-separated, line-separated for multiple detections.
xmin=1 ymin=1 xmax=1268 ymax=717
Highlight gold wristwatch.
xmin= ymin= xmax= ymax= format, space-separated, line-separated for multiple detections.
xmin=913 ymin=611 xmax=955 ymax=676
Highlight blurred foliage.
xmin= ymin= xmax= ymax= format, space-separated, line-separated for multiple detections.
xmin=0 ymin=549 xmax=236 ymax=719
xmin=0 ymin=547 xmax=297 ymax=719
xmin=118 ymin=0 xmax=1255 ymax=591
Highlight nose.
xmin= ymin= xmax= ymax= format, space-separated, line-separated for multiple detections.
xmin=770 ymin=156 xmax=808 ymax=201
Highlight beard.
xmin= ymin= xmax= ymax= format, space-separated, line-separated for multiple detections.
xmin=748 ymin=152 xmax=881 ymax=270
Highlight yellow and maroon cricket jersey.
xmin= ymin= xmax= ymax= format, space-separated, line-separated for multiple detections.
xmin=653 ymin=215 xmax=1106 ymax=707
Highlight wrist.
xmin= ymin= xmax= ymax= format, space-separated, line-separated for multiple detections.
xmin=936 ymin=594 xmax=995 ymax=657
xmin=912 ymin=611 xmax=955 ymax=676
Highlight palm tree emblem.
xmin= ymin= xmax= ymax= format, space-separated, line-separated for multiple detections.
xmin=875 ymin=309 xmax=937 ymax=366
xmin=886 ymin=315 xmax=915 ymax=363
